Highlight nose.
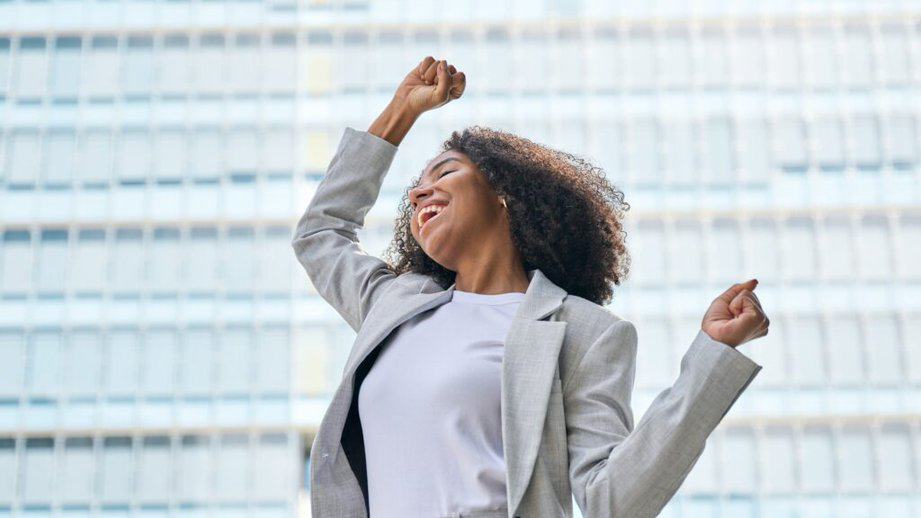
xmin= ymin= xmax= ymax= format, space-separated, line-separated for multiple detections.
xmin=410 ymin=183 xmax=433 ymax=208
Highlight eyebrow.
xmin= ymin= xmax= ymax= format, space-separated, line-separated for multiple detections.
xmin=421 ymin=156 xmax=462 ymax=180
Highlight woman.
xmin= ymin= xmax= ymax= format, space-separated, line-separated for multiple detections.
xmin=292 ymin=56 xmax=769 ymax=518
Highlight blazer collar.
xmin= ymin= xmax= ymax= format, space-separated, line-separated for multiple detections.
xmin=423 ymin=267 xmax=567 ymax=322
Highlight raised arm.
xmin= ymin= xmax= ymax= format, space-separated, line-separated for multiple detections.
xmin=567 ymin=281 xmax=769 ymax=517
xmin=290 ymin=56 xmax=465 ymax=332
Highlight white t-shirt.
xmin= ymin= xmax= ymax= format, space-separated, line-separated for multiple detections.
xmin=358 ymin=288 xmax=526 ymax=517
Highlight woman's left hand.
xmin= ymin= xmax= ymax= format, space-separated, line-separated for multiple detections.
xmin=701 ymin=279 xmax=769 ymax=348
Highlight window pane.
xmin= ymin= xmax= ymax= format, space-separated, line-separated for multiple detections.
xmin=187 ymin=227 xmax=217 ymax=291
xmin=0 ymin=332 xmax=25 ymax=398
xmin=37 ymin=229 xmax=68 ymax=293
xmin=22 ymin=438 xmax=54 ymax=503
xmin=8 ymin=131 xmax=41 ymax=184
xmin=61 ymin=437 xmax=94 ymax=503
xmin=71 ymin=229 xmax=106 ymax=293
xmin=51 ymin=36 xmax=81 ymax=99
xmin=100 ymin=437 xmax=133 ymax=502
xmin=142 ymin=329 xmax=177 ymax=397
xmin=180 ymin=328 xmax=214 ymax=396
xmin=2 ymin=230 xmax=33 ymax=294
xmin=178 ymin=436 xmax=211 ymax=502
xmin=29 ymin=331 xmax=61 ymax=398
xmin=218 ymin=328 xmax=251 ymax=396
xmin=106 ymin=330 xmax=139 ymax=396
xmin=137 ymin=436 xmax=170 ymax=502
xmin=158 ymin=34 xmax=190 ymax=95
xmin=65 ymin=331 xmax=102 ymax=398
xmin=16 ymin=37 xmax=49 ymax=99
xmin=123 ymin=36 xmax=154 ymax=96
xmin=827 ymin=316 xmax=864 ymax=385
xmin=45 ymin=129 xmax=76 ymax=185
xmin=77 ymin=130 xmax=113 ymax=184
xmin=84 ymin=36 xmax=119 ymax=98
xmin=194 ymin=34 xmax=226 ymax=95
xmin=111 ymin=228 xmax=143 ymax=292
xmin=800 ymin=426 xmax=834 ymax=492
xmin=256 ymin=328 xmax=289 ymax=395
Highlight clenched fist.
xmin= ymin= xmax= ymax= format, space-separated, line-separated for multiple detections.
xmin=701 ymin=279 xmax=769 ymax=348
xmin=392 ymin=56 xmax=466 ymax=116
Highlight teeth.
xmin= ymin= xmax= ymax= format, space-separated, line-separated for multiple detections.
xmin=418 ymin=204 xmax=445 ymax=227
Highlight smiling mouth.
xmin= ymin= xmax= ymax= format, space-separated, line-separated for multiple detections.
xmin=420 ymin=207 xmax=445 ymax=232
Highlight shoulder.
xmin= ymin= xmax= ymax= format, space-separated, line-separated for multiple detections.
xmin=556 ymin=294 xmax=635 ymax=375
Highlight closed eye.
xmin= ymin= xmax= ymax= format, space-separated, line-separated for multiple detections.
xmin=440 ymin=170 xmax=456 ymax=178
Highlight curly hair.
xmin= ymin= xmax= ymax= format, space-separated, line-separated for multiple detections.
xmin=382 ymin=125 xmax=631 ymax=306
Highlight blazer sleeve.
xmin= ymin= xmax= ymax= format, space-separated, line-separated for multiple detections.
xmin=565 ymin=320 xmax=763 ymax=518
xmin=291 ymin=126 xmax=401 ymax=332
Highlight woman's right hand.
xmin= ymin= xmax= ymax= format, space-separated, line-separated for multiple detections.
xmin=393 ymin=56 xmax=466 ymax=116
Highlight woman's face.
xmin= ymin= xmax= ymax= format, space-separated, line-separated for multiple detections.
xmin=409 ymin=149 xmax=507 ymax=271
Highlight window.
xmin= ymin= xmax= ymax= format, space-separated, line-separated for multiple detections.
xmin=767 ymin=27 xmax=800 ymax=90
xmin=586 ymin=27 xmax=618 ymax=92
xmin=231 ymin=33 xmax=262 ymax=94
xmin=105 ymin=330 xmax=139 ymax=397
xmin=843 ymin=26 xmax=872 ymax=88
xmin=0 ymin=38 xmax=10 ymax=96
xmin=265 ymin=32 xmax=296 ymax=93
xmin=194 ymin=34 xmax=225 ymax=95
xmin=811 ymin=116 xmax=845 ymax=171
xmin=0 ymin=332 xmax=24 ymax=398
xmin=218 ymin=328 xmax=251 ymax=396
xmin=65 ymin=331 xmax=101 ymax=398
xmin=803 ymin=29 xmax=837 ymax=89
xmin=896 ymin=214 xmax=921 ymax=279
xmin=736 ymin=118 xmax=770 ymax=180
xmin=877 ymin=424 xmax=914 ymax=490
xmin=29 ymin=331 xmax=61 ymax=398
xmin=788 ymin=316 xmax=824 ymax=387
xmin=180 ymin=328 xmax=214 ymax=397
xmin=781 ymin=217 xmax=816 ymax=281
xmin=187 ymin=227 xmax=217 ymax=292
xmin=758 ymin=427 xmax=795 ymax=494
xmin=123 ymin=36 xmax=154 ymax=97
xmin=190 ymin=129 xmax=222 ymax=181
xmin=137 ymin=436 xmax=170 ymax=502
xmin=827 ymin=315 xmax=864 ymax=385
xmin=698 ymin=27 xmax=729 ymax=88
xmin=100 ymin=437 xmax=133 ymax=502
xmin=45 ymin=129 xmax=76 ymax=185
xmin=708 ymin=218 xmax=743 ymax=283
xmin=215 ymin=435 xmax=249 ymax=501
xmin=16 ymin=37 xmax=49 ymax=99
xmin=746 ymin=218 xmax=779 ymax=280
xmin=227 ymin=128 xmax=259 ymax=175
xmin=850 ymin=115 xmax=881 ymax=170
xmin=702 ymin=117 xmax=733 ymax=182
xmin=158 ymin=34 xmax=190 ymax=95
xmin=1 ymin=230 xmax=33 ymax=294
xmin=720 ymin=429 xmax=757 ymax=492
xmin=61 ymin=437 xmax=94 ymax=503
xmin=659 ymin=28 xmax=691 ymax=89
xmin=117 ymin=129 xmax=151 ymax=183
xmin=178 ymin=435 xmax=211 ymax=502
xmin=51 ymin=36 xmax=81 ymax=100
xmin=667 ymin=220 xmax=703 ymax=284
xmin=623 ymin=29 xmax=655 ymax=91
xmin=111 ymin=228 xmax=143 ymax=292
xmin=818 ymin=216 xmax=854 ymax=280
xmin=632 ymin=220 xmax=666 ymax=285
xmin=256 ymin=327 xmax=289 ymax=395
xmin=799 ymin=426 xmax=835 ymax=492
xmin=147 ymin=227 xmax=181 ymax=292
xmin=837 ymin=427 xmax=874 ymax=491
xmin=153 ymin=128 xmax=186 ymax=181
xmin=858 ymin=215 xmax=892 ymax=279
xmin=865 ymin=315 xmax=901 ymax=385
xmin=84 ymin=36 xmax=119 ymax=98
xmin=77 ymin=129 xmax=113 ymax=185
xmin=340 ymin=31 xmax=369 ymax=93
xmin=8 ymin=130 xmax=41 ymax=184
xmin=554 ymin=28 xmax=582 ymax=93
xmin=21 ymin=438 xmax=54 ymax=503
xmin=886 ymin=114 xmax=917 ymax=171
xmin=142 ymin=329 xmax=177 ymax=397
xmin=37 ymin=229 xmax=68 ymax=293
xmin=70 ymin=229 xmax=106 ymax=293
xmin=731 ymin=27 xmax=765 ymax=87
xmin=627 ymin=117 xmax=660 ymax=184
xmin=661 ymin=118 xmax=696 ymax=185
xmin=253 ymin=434 xmax=290 ymax=500
xmin=773 ymin=116 xmax=807 ymax=173
xmin=878 ymin=25 xmax=909 ymax=86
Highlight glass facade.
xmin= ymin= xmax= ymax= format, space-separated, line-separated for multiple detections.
xmin=0 ymin=0 xmax=919 ymax=516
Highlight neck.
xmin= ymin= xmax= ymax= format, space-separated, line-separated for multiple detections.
xmin=452 ymin=243 xmax=530 ymax=295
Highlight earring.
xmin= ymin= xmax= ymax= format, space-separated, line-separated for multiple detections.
xmin=499 ymin=196 xmax=507 ymax=208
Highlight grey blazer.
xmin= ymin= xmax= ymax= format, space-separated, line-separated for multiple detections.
xmin=291 ymin=127 xmax=763 ymax=518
